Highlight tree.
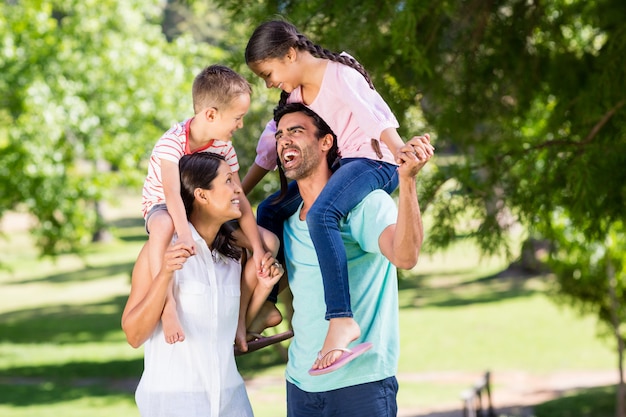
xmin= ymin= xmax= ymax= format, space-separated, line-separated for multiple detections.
xmin=0 ymin=0 xmax=222 ymax=255
xmin=214 ymin=0 xmax=626 ymax=410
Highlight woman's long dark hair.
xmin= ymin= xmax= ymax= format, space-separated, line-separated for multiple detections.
xmin=179 ymin=152 xmax=241 ymax=260
xmin=245 ymin=20 xmax=375 ymax=108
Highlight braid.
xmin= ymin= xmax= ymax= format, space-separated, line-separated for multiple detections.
xmin=278 ymin=90 xmax=290 ymax=107
xmin=296 ymin=36 xmax=375 ymax=90
xmin=246 ymin=20 xmax=376 ymax=110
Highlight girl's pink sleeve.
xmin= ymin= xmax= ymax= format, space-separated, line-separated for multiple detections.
xmin=254 ymin=119 xmax=279 ymax=171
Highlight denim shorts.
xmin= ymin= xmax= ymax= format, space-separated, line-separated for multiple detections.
xmin=144 ymin=203 xmax=168 ymax=234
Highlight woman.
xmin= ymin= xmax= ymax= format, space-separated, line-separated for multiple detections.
xmin=122 ymin=152 xmax=283 ymax=417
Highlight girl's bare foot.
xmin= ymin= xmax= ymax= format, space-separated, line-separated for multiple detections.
xmin=312 ymin=317 xmax=360 ymax=370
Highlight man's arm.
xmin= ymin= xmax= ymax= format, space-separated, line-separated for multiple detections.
xmin=378 ymin=136 xmax=434 ymax=268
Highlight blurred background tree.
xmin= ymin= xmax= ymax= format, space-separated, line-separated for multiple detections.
xmin=0 ymin=0 xmax=278 ymax=256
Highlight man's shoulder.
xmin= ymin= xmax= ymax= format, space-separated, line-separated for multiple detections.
xmin=344 ymin=190 xmax=396 ymax=238
xmin=351 ymin=190 xmax=394 ymax=214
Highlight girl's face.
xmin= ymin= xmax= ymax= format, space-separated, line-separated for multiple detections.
xmin=202 ymin=161 xmax=242 ymax=221
xmin=249 ymin=55 xmax=300 ymax=93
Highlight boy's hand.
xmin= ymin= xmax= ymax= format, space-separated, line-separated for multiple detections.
xmin=175 ymin=233 xmax=196 ymax=256
xmin=252 ymin=250 xmax=267 ymax=278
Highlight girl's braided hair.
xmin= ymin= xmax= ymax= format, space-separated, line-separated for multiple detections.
xmin=245 ymin=20 xmax=375 ymax=107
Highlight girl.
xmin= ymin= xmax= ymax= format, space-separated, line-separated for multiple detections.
xmin=242 ymin=20 xmax=432 ymax=373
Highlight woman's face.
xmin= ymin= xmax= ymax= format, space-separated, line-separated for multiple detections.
xmin=249 ymin=55 xmax=300 ymax=93
xmin=202 ymin=161 xmax=242 ymax=222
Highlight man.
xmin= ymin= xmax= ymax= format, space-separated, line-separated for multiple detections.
xmin=274 ymin=102 xmax=433 ymax=416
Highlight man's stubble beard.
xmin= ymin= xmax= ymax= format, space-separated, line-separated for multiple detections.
xmin=284 ymin=147 xmax=322 ymax=181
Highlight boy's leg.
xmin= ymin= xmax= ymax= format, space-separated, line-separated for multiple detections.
xmin=146 ymin=209 xmax=184 ymax=344
xmin=251 ymin=181 xmax=302 ymax=328
xmin=235 ymin=250 xmax=257 ymax=352
xmin=231 ymin=222 xmax=284 ymax=341
xmin=307 ymin=159 xmax=398 ymax=369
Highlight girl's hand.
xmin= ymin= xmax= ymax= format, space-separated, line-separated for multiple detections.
xmin=397 ymin=136 xmax=434 ymax=177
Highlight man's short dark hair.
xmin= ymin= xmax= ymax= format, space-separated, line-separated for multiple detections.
xmin=271 ymin=103 xmax=340 ymax=204
xmin=274 ymin=103 xmax=339 ymax=168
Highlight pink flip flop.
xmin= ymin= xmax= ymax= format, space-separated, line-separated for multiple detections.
xmin=308 ymin=342 xmax=373 ymax=376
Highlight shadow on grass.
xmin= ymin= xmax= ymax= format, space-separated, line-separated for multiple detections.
xmin=533 ymin=384 xmax=615 ymax=417
xmin=0 ymin=295 xmax=129 ymax=344
xmin=0 ymin=358 xmax=144 ymax=380
xmin=399 ymin=266 xmax=543 ymax=310
xmin=0 ymin=377 xmax=135 ymax=407
xmin=15 ymin=262 xmax=135 ymax=285
xmin=236 ymin=348 xmax=289 ymax=378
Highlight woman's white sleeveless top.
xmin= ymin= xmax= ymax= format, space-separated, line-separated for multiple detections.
xmin=135 ymin=227 xmax=253 ymax=417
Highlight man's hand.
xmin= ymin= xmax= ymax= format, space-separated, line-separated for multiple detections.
xmin=397 ymin=134 xmax=434 ymax=177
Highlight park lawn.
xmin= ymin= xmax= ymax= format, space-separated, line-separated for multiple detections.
xmin=0 ymin=204 xmax=619 ymax=416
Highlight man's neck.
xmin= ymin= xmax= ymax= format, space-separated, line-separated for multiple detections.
xmin=296 ymin=168 xmax=331 ymax=220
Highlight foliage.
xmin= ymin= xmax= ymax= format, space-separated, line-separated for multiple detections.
xmin=214 ymin=0 xmax=626 ymax=253
xmin=0 ymin=0 xmax=221 ymax=256
xmin=213 ymin=0 xmax=626 ymax=342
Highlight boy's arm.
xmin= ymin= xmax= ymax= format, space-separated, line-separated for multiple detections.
xmin=232 ymin=173 xmax=267 ymax=259
xmin=241 ymin=162 xmax=270 ymax=195
xmin=161 ymin=159 xmax=194 ymax=249
xmin=378 ymin=137 xmax=434 ymax=268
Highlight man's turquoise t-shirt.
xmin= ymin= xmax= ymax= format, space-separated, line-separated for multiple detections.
xmin=284 ymin=190 xmax=400 ymax=392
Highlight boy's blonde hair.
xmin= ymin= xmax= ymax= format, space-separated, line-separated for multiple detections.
xmin=192 ymin=65 xmax=252 ymax=114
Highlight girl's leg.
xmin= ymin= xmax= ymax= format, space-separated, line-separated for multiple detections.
xmin=307 ymin=159 xmax=398 ymax=368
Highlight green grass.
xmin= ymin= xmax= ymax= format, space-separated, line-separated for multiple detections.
xmin=0 ymin=199 xmax=620 ymax=416
xmin=534 ymin=385 xmax=617 ymax=417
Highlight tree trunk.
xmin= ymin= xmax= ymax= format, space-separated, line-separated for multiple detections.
xmin=607 ymin=259 xmax=625 ymax=417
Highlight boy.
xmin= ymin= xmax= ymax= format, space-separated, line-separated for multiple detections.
xmin=141 ymin=65 xmax=277 ymax=346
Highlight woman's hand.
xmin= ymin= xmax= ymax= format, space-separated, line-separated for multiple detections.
xmin=257 ymin=251 xmax=284 ymax=288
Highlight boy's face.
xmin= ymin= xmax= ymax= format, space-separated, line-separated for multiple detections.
xmin=213 ymin=93 xmax=250 ymax=141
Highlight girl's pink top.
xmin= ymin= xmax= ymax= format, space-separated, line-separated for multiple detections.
xmin=254 ymin=58 xmax=399 ymax=171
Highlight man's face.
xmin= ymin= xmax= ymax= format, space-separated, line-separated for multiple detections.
xmin=275 ymin=112 xmax=324 ymax=180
